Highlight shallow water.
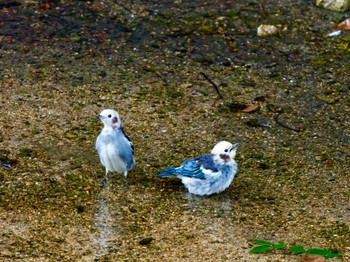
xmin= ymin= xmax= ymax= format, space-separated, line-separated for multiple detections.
xmin=93 ymin=184 xmax=116 ymax=257
xmin=0 ymin=0 xmax=349 ymax=261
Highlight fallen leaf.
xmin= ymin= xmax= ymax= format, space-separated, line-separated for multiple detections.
xmin=338 ymin=18 xmax=350 ymax=30
xmin=242 ymin=104 xmax=259 ymax=113
xmin=301 ymin=254 xmax=326 ymax=262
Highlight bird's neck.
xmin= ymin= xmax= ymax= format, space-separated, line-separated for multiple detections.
xmin=215 ymin=158 xmax=235 ymax=169
xmin=112 ymin=123 xmax=121 ymax=129
xmin=102 ymin=125 xmax=118 ymax=134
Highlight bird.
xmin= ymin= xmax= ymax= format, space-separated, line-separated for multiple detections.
xmin=95 ymin=109 xmax=135 ymax=183
xmin=158 ymin=141 xmax=240 ymax=196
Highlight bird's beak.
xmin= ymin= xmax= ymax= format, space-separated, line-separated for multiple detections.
xmin=96 ymin=115 xmax=103 ymax=119
xmin=230 ymin=143 xmax=240 ymax=151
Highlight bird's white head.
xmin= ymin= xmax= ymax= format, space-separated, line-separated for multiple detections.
xmin=211 ymin=141 xmax=240 ymax=165
xmin=96 ymin=109 xmax=121 ymax=129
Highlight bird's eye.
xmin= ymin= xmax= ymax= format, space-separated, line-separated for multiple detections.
xmin=224 ymin=149 xmax=228 ymax=152
xmin=107 ymin=114 xmax=112 ymax=118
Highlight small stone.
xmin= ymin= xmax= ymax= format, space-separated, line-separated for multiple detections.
xmin=139 ymin=237 xmax=153 ymax=245
xmin=171 ymin=27 xmax=181 ymax=32
xmin=13 ymin=95 xmax=24 ymax=101
xmin=76 ymin=205 xmax=85 ymax=213
xmin=257 ymin=25 xmax=278 ymax=37
xmin=180 ymin=83 xmax=193 ymax=88
xmin=266 ymin=103 xmax=284 ymax=113
xmin=129 ymin=207 xmax=137 ymax=213
xmin=70 ymin=36 xmax=81 ymax=42
xmin=317 ymin=95 xmax=336 ymax=104
xmin=66 ymin=133 xmax=77 ymax=139
xmin=316 ymin=0 xmax=350 ymax=12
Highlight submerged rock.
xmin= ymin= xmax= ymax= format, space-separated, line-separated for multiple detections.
xmin=257 ymin=24 xmax=278 ymax=37
xmin=139 ymin=237 xmax=153 ymax=245
xmin=316 ymin=0 xmax=350 ymax=11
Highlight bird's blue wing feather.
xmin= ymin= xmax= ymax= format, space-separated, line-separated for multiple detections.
xmin=198 ymin=154 xmax=218 ymax=172
xmin=158 ymin=167 xmax=177 ymax=177
xmin=95 ymin=134 xmax=105 ymax=159
xmin=120 ymin=129 xmax=135 ymax=170
xmin=121 ymin=128 xmax=134 ymax=153
xmin=179 ymin=154 xmax=218 ymax=179
xmin=112 ymin=128 xmax=135 ymax=170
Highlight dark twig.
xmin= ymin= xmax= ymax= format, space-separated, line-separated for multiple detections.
xmin=200 ymin=72 xmax=223 ymax=99
xmin=257 ymin=0 xmax=268 ymax=19
xmin=112 ymin=1 xmax=133 ymax=15
xmin=274 ymin=113 xmax=303 ymax=132
xmin=155 ymin=71 xmax=168 ymax=85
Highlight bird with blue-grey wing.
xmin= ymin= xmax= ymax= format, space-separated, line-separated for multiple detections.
xmin=95 ymin=109 xmax=135 ymax=185
xmin=158 ymin=141 xmax=239 ymax=196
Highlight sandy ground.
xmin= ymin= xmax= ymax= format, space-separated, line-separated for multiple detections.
xmin=0 ymin=0 xmax=349 ymax=261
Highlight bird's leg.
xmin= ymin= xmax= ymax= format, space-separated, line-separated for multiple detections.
xmin=105 ymin=168 xmax=109 ymax=179
xmin=193 ymin=194 xmax=203 ymax=204
xmin=183 ymin=192 xmax=194 ymax=201
xmin=183 ymin=192 xmax=202 ymax=203
xmin=101 ymin=168 xmax=109 ymax=188
xmin=181 ymin=193 xmax=203 ymax=213
xmin=182 ymin=192 xmax=196 ymax=210
xmin=189 ymin=193 xmax=195 ymax=202
xmin=123 ymin=171 xmax=129 ymax=189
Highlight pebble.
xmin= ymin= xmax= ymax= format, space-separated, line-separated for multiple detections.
xmin=257 ymin=25 xmax=278 ymax=37
xmin=315 ymin=0 xmax=350 ymax=11
xmin=139 ymin=237 xmax=153 ymax=245
xmin=13 ymin=95 xmax=24 ymax=101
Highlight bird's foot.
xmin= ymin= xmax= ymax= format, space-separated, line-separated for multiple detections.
xmin=182 ymin=192 xmax=203 ymax=211
xmin=101 ymin=176 xmax=108 ymax=188
xmin=183 ymin=192 xmax=202 ymax=202
xmin=101 ymin=172 xmax=109 ymax=188
xmin=123 ymin=177 xmax=129 ymax=189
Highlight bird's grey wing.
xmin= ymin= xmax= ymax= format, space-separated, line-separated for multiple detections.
xmin=115 ymin=128 xmax=135 ymax=170
xmin=121 ymin=128 xmax=134 ymax=153
xmin=95 ymin=134 xmax=104 ymax=156
xmin=180 ymin=154 xmax=217 ymax=179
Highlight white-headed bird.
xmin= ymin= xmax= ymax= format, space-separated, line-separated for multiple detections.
xmin=95 ymin=109 xmax=135 ymax=181
xmin=158 ymin=141 xmax=239 ymax=196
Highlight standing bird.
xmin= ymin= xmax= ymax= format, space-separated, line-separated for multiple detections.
xmin=95 ymin=109 xmax=135 ymax=183
xmin=158 ymin=141 xmax=239 ymax=196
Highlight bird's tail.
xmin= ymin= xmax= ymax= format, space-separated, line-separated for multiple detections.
xmin=158 ymin=167 xmax=177 ymax=177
